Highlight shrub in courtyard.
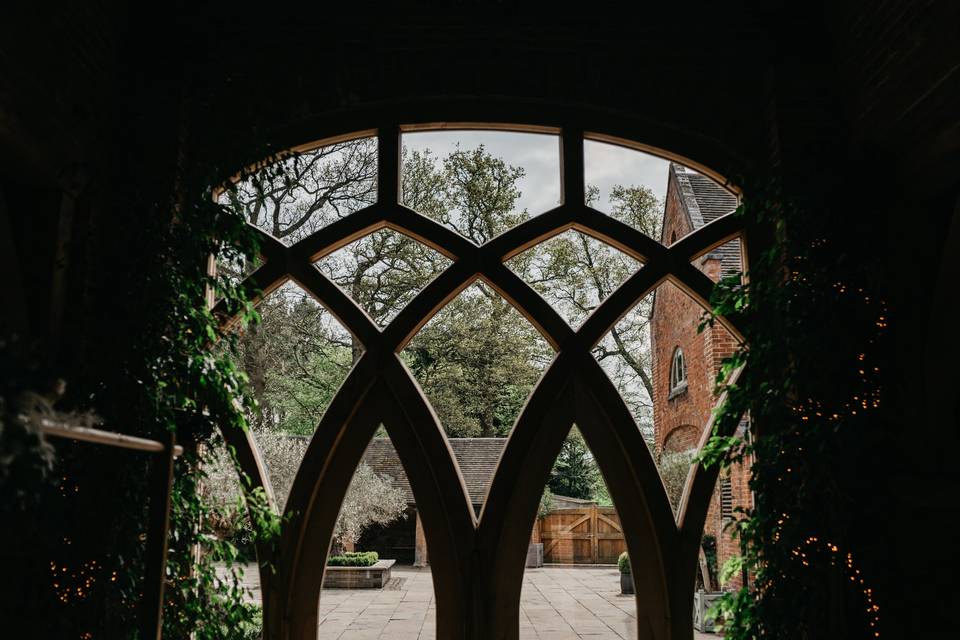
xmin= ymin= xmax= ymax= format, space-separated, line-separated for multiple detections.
xmin=618 ymin=551 xmax=631 ymax=574
xmin=328 ymin=551 xmax=379 ymax=567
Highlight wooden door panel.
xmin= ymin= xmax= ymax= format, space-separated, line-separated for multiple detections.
xmin=538 ymin=506 xmax=626 ymax=564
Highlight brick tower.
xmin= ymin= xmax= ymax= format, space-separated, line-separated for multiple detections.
xmin=650 ymin=163 xmax=751 ymax=590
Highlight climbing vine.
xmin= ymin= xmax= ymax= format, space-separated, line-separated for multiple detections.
xmin=0 ymin=131 xmax=290 ymax=637
xmin=129 ymin=150 xmax=286 ymax=639
xmin=700 ymin=180 xmax=889 ymax=638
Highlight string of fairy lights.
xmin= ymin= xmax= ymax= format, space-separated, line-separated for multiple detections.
xmin=727 ymin=227 xmax=888 ymax=638
xmin=783 ymin=269 xmax=887 ymax=636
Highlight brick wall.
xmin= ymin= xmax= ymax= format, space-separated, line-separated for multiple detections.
xmin=651 ymin=168 xmax=750 ymax=591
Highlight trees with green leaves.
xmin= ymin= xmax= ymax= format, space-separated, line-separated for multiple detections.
xmin=227 ymin=137 xmax=663 ymax=506
xmin=547 ymin=428 xmax=601 ymax=500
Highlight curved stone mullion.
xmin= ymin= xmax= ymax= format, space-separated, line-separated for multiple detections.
xmin=379 ymin=354 xmax=477 ymax=530
xmin=487 ymin=204 xmax=576 ymax=261
xmin=272 ymin=352 xmax=381 ymax=639
xmin=570 ymin=361 xmax=676 ymax=640
xmin=474 ymin=351 xmax=578 ymax=638
xmin=664 ymin=265 xmax=746 ymax=343
xmin=379 ymin=355 xmax=478 ymax=639
xmin=675 ymin=364 xmax=748 ymax=589
xmin=477 ymin=262 xmax=573 ymax=351
xmin=286 ymin=203 xmax=389 ymax=264
xmin=287 ymin=259 xmax=381 ymax=351
xmin=578 ymin=261 xmax=671 ymax=348
xmin=573 ymin=352 xmax=677 ymax=541
xmin=670 ymin=211 xmax=742 ymax=264
xmin=384 ymin=204 xmax=476 ymax=259
xmin=213 ymin=259 xmax=290 ymax=332
xmin=571 ymin=205 xmax=671 ymax=265
xmin=381 ymin=260 xmax=476 ymax=351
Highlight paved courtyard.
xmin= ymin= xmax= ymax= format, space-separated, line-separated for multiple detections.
xmin=313 ymin=565 xmax=718 ymax=639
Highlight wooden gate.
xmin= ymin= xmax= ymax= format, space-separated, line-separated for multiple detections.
xmin=539 ymin=505 xmax=626 ymax=564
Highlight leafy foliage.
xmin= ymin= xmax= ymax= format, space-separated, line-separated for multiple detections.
xmin=231 ymin=284 xmax=354 ymax=437
xmin=538 ymin=487 xmax=555 ymax=518
xmin=618 ymin=551 xmax=631 ymax=574
xmin=405 ymin=281 xmax=552 ymax=437
xmin=327 ymin=551 xmax=379 ymax=567
xmin=657 ymin=449 xmax=695 ymax=515
xmin=223 ymin=137 xmax=377 ymax=245
xmin=699 ymin=181 xmax=889 ymax=638
xmin=548 ymin=428 xmax=601 ymax=500
xmin=331 ymin=463 xmax=408 ymax=551
xmin=0 ymin=137 xmax=284 ymax=637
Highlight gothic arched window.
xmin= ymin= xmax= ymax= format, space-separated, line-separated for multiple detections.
xmin=670 ymin=346 xmax=687 ymax=393
xmin=215 ymin=124 xmax=746 ymax=639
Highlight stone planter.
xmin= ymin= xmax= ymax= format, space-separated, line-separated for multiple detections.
xmin=620 ymin=570 xmax=634 ymax=595
xmin=525 ymin=543 xmax=543 ymax=568
xmin=693 ymin=590 xmax=723 ymax=632
xmin=322 ymin=559 xmax=396 ymax=589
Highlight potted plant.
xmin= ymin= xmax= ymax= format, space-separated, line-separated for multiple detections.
xmin=618 ymin=551 xmax=633 ymax=595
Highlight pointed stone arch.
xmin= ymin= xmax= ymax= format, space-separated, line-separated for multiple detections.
xmin=213 ymin=124 xmax=748 ymax=639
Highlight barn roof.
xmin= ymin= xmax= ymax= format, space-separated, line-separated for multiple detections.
xmin=668 ymin=163 xmax=742 ymax=279
xmin=362 ymin=437 xmax=507 ymax=505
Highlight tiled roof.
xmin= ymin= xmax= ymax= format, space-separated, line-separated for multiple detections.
xmin=680 ymin=166 xmax=738 ymax=225
xmin=362 ymin=437 xmax=507 ymax=505
xmin=670 ymin=163 xmax=742 ymax=278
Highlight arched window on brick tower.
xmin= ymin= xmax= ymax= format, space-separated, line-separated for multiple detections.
xmin=649 ymin=161 xmax=750 ymax=597
xmin=670 ymin=347 xmax=687 ymax=397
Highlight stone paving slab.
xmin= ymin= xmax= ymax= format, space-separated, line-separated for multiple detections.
xmin=224 ymin=563 xmax=719 ymax=639
xmin=316 ymin=565 xmax=719 ymax=639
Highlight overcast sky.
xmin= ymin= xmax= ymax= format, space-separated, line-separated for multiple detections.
xmin=401 ymin=131 xmax=671 ymax=217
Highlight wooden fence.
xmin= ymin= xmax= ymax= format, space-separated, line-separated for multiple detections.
xmin=537 ymin=505 xmax=626 ymax=564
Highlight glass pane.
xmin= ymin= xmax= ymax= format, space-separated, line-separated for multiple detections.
xmin=232 ymin=281 xmax=358 ymax=511
xmin=222 ymin=136 xmax=377 ymax=246
xmin=314 ymin=228 xmax=452 ymax=326
xmin=505 ymin=229 xmax=642 ymax=327
xmin=401 ymin=130 xmax=561 ymax=243
xmin=662 ymin=165 xmax=738 ymax=245
xmin=691 ymin=237 xmax=745 ymax=284
xmin=402 ymin=280 xmax=554 ymax=439
xmin=320 ymin=434 xmax=435 ymax=639
xmin=585 ymin=139 xmax=737 ymax=246
xmin=593 ymin=279 xmax=743 ymax=522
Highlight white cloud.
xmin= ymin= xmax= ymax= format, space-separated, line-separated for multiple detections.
xmin=402 ymin=130 xmax=561 ymax=214
xmin=584 ymin=139 xmax=671 ymax=211
xmin=401 ymin=131 xmax=675 ymax=228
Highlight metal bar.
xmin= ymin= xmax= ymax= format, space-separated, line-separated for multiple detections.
xmin=140 ymin=430 xmax=177 ymax=640
xmin=37 ymin=419 xmax=184 ymax=457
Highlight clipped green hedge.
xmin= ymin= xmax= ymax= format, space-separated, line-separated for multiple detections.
xmin=618 ymin=551 xmax=630 ymax=574
xmin=327 ymin=551 xmax=379 ymax=567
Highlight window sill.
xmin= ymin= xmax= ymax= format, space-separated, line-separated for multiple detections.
xmin=668 ymin=382 xmax=688 ymax=401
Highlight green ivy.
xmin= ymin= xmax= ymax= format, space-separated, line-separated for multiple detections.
xmin=140 ymin=156 xmax=290 ymax=639
xmin=699 ymin=181 xmax=888 ymax=638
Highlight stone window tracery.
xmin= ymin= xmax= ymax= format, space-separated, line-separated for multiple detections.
xmin=214 ymin=124 xmax=747 ymax=639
